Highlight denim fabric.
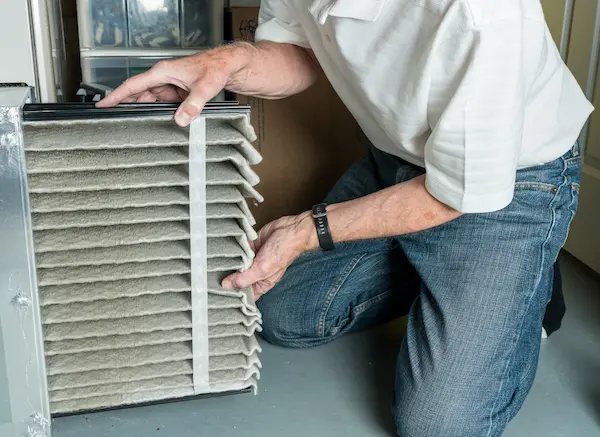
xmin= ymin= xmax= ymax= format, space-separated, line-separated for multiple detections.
xmin=257 ymin=143 xmax=581 ymax=437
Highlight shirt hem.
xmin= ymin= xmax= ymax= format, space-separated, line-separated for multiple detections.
xmin=255 ymin=21 xmax=312 ymax=49
xmin=425 ymin=176 xmax=514 ymax=214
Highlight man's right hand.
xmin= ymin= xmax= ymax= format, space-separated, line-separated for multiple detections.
xmin=96 ymin=50 xmax=234 ymax=127
xmin=96 ymin=41 xmax=319 ymax=127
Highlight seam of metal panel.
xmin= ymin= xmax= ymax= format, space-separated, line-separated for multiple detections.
xmin=0 ymin=309 xmax=11 ymax=423
xmin=19 ymin=106 xmax=52 ymax=436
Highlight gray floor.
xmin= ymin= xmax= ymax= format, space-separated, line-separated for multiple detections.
xmin=53 ymin=254 xmax=600 ymax=437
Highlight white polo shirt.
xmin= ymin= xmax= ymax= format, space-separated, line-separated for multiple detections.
xmin=255 ymin=0 xmax=594 ymax=213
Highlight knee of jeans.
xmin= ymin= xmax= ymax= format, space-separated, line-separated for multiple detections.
xmin=392 ymin=378 xmax=490 ymax=437
xmin=257 ymin=290 xmax=327 ymax=348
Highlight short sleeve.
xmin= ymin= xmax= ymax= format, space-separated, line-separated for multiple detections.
xmin=424 ymin=20 xmax=532 ymax=213
xmin=255 ymin=0 xmax=310 ymax=48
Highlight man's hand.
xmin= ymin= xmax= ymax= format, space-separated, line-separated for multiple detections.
xmin=220 ymin=176 xmax=462 ymax=301
xmin=96 ymin=50 xmax=234 ymax=127
xmin=96 ymin=41 xmax=320 ymax=127
xmin=222 ymin=213 xmax=317 ymax=300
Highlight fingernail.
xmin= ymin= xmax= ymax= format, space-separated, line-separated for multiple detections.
xmin=175 ymin=111 xmax=192 ymax=127
xmin=221 ymin=279 xmax=233 ymax=290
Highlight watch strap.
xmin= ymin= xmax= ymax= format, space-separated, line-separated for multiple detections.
xmin=312 ymin=203 xmax=335 ymax=251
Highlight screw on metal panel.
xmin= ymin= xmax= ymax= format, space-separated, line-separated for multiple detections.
xmin=27 ymin=412 xmax=50 ymax=437
xmin=12 ymin=291 xmax=31 ymax=308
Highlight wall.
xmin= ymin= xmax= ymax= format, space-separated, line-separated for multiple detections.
xmin=543 ymin=0 xmax=600 ymax=273
xmin=0 ymin=0 xmax=36 ymax=87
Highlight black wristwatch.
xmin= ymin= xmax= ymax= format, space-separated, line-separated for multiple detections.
xmin=312 ymin=203 xmax=335 ymax=251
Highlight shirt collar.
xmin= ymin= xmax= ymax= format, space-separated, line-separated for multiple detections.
xmin=310 ymin=0 xmax=386 ymax=25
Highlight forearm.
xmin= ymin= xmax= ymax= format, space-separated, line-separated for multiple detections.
xmin=299 ymin=175 xmax=463 ymax=250
xmin=216 ymin=41 xmax=319 ymax=99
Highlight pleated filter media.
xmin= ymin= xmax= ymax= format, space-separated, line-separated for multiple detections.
xmin=21 ymin=112 xmax=263 ymax=415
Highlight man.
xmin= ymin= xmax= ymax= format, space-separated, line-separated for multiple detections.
xmin=98 ymin=1 xmax=593 ymax=435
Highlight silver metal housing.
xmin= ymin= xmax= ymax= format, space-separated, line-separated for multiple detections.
xmin=0 ymin=88 xmax=51 ymax=437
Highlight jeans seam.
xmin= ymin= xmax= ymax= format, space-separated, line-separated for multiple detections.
xmin=485 ymin=156 xmax=570 ymax=437
xmin=514 ymin=182 xmax=559 ymax=192
xmin=568 ymin=184 xmax=579 ymax=219
xmin=263 ymin=334 xmax=321 ymax=348
xmin=352 ymin=288 xmax=394 ymax=316
xmin=318 ymin=254 xmax=367 ymax=338
xmin=329 ymin=289 xmax=394 ymax=335
xmin=517 ymin=351 xmax=538 ymax=386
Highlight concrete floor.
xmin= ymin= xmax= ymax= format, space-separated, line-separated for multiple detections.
xmin=53 ymin=253 xmax=600 ymax=437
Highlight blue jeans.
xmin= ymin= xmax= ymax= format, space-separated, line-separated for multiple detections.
xmin=257 ymin=143 xmax=582 ymax=436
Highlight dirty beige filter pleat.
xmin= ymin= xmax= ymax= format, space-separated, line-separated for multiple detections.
xmin=23 ymin=114 xmax=263 ymax=414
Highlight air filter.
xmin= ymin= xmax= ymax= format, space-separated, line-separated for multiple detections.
xmin=0 ymin=89 xmax=262 ymax=435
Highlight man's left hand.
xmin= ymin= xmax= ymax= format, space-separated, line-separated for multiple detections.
xmin=221 ymin=213 xmax=316 ymax=301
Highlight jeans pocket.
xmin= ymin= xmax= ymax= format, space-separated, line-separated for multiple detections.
xmin=511 ymin=182 xmax=558 ymax=212
xmin=514 ymin=156 xmax=562 ymax=191
xmin=514 ymin=182 xmax=559 ymax=193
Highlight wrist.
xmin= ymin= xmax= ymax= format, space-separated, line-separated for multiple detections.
xmin=296 ymin=211 xmax=319 ymax=253
xmin=214 ymin=42 xmax=255 ymax=86
xmin=191 ymin=43 xmax=251 ymax=86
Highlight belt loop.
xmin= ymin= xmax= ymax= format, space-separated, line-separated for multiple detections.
xmin=571 ymin=141 xmax=580 ymax=157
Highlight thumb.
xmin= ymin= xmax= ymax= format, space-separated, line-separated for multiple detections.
xmin=174 ymin=81 xmax=219 ymax=127
xmin=221 ymin=264 xmax=266 ymax=290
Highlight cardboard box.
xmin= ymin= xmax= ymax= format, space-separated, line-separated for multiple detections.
xmin=227 ymin=7 xmax=367 ymax=228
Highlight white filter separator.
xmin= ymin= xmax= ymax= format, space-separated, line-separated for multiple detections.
xmin=190 ymin=117 xmax=210 ymax=393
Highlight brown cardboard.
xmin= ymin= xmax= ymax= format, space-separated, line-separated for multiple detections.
xmin=227 ymin=7 xmax=367 ymax=229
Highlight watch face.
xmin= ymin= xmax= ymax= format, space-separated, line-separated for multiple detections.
xmin=312 ymin=203 xmax=327 ymax=217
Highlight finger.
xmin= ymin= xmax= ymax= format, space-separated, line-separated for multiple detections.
xmin=135 ymin=91 xmax=158 ymax=103
xmin=254 ymin=282 xmax=271 ymax=301
xmin=254 ymin=268 xmax=286 ymax=300
xmin=254 ymin=233 xmax=266 ymax=253
xmin=253 ymin=279 xmax=274 ymax=297
xmin=174 ymin=85 xmax=211 ymax=127
xmin=221 ymin=270 xmax=261 ymax=290
xmin=253 ymin=223 xmax=275 ymax=253
xmin=174 ymin=76 xmax=224 ymax=127
xmin=253 ymin=272 xmax=285 ymax=300
xmin=221 ymin=263 xmax=267 ymax=290
xmin=96 ymin=69 xmax=162 ymax=107
xmin=248 ymin=239 xmax=256 ymax=253
xmin=254 ymin=286 xmax=271 ymax=302
xmin=152 ymin=85 xmax=187 ymax=102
